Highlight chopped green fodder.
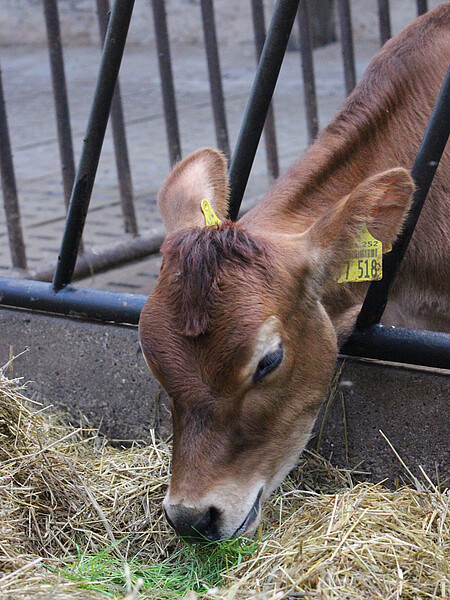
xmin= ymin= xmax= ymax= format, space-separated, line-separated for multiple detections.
xmin=54 ymin=538 xmax=258 ymax=598
xmin=1 ymin=362 xmax=448 ymax=599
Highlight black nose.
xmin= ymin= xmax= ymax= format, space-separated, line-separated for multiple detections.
xmin=164 ymin=504 xmax=221 ymax=542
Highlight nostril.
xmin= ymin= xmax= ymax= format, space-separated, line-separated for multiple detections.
xmin=192 ymin=506 xmax=221 ymax=541
xmin=164 ymin=504 xmax=221 ymax=542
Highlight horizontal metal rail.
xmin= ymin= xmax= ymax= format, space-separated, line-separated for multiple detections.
xmin=341 ymin=324 xmax=450 ymax=370
xmin=33 ymin=230 xmax=164 ymax=283
xmin=0 ymin=277 xmax=448 ymax=369
xmin=0 ymin=277 xmax=145 ymax=324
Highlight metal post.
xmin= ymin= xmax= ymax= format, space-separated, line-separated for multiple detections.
xmin=336 ymin=0 xmax=356 ymax=96
xmin=0 ymin=63 xmax=27 ymax=270
xmin=96 ymin=0 xmax=138 ymax=236
xmin=200 ymin=0 xmax=230 ymax=159
xmin=42 ymin=0 xmax=76 ymax=212
xmin=52 ymin=0 xmax=135 ymax=291
xmin=416 ymin=0 xmax=428 ymax=16
xmin=377 ymin=0 xmax=392 ymax=46
xmin=151 ymin=0 xmax=181 ymax=166
xmin=297 ymin=0 xmax=319 ymax=143
xmin=250 ymin=0 xmax=279 ymax=179
xmin=355 ymin=65 xmax=450 ymax=329
xmin=228 ymin=0 xmax=300 ymax=220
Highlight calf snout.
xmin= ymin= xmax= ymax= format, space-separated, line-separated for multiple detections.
xmin=164 ymin=502 xmax=222 ymax=542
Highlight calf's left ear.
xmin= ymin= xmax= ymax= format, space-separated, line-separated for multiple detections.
xmin=157 ymin=147 xmax=229 ymax=235
xmin=305 ymin=167 xmax=415 ymax=282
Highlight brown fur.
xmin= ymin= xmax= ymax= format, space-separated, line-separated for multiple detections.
xmin=139 ymin=6 xmax=450 ymax=540
xmin=160 ymin=222 xmax=274 ymax=337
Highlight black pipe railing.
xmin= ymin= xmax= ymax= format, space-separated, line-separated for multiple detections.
xmin=96 ymin=0 xmax=138 ymax=236
xmin=250 ymin=0 xmax=280 ymax=179
xmin=228 ymin=0 xmax=300 ymax=221
xmin=336 ymin=0 xmax=356 ymax=96
xmin=43 ymin=0 xmax=76 ymax=213
xmin=52 ymin=0 xmax=135 ymax=292
xmin=417 ymin=0 xmax=428 ymax=16
xmin=297 ymin=0 xmax=319 ymax=143
xmin=0 ymin=63 xmax=27 ymax=271
xmin=152 ymin=0 xmax=181 ymax=167
xmin=377 ymin=0 xmax=392 ymax=46
xmin=200 ymin=0 xmax=230 ymax=160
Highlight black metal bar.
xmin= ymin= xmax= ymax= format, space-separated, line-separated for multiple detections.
xmin=250 ymin=0 xmax=279 ymax=179
xmin=96 ymin=0 xmax=138 ymax=236
xmin=34 ymin=231 xmax=164 ymax=283
xmin=417 ymin=0 xmax=428 ymax=16
xmin=151 ymin=0 xmax=181 ymax=166
xmin=341 ymin=324 xmax=450 ymax=370
xmin=377 ymin=0 xmax=392 ymax=46
xmin=200 ymin=0 xmax=230 ymax=159
xmin=43 ymin=0 xmax=76 ymax=212
xmin=336 ymin=0 xmax=356 ymax=96
xmin=0 ymin=63 xmax=27 ymax=270
xmin=0 ymin=275 xmax=448 ymax=369
xmin=228 ymin=0 xmax=300 ymax=220
xmin=356 ymin=65 xmax=450 ymax=329
xmin=52 ymin=0 xmax=135 ymax=292
xmin=297 ymin=0 xmax=319 ymax=143
xmin=0 ymin=277 xmax=145 ymax=325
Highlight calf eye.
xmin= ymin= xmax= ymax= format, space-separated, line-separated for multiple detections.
xmin=253 ymin=344 xmax=284 ymax=384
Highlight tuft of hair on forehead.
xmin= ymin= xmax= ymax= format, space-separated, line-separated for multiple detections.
xmin=160 ymin=221 xmax=273 ymax=337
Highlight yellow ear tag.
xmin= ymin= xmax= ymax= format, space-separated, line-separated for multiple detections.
xmin=201 ymin=198 xmax=222 ymax=227
xmin=337 ymin=226 xmax=385 ymax=283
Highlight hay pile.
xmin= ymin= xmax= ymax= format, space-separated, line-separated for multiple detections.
xmin=0 ymin=363 xmax=448 ymax=599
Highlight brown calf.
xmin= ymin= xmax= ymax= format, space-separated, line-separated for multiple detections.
xmin=139 ymin=5 xmax=450 ymax=541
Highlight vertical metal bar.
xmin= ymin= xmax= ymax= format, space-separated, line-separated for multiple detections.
xmin=200 ymin=0 xmax=230 ymax=159
xmin=416 ymin=0 xmax=428 ymax=16
xmin=297 ymin=0 xmax=319 ymax=143
xmin=151 ymin=0 xmax=181 ymax=166
xmin=356 ymin=65 xmax=450 ymax=329
xmin=377 ymin=0 xmax=392 ymax=46
xmin=228 ymin=0 xmax=300 ymax=220
xmin=0 ymin=63 xmax=27 ymax=270
xmin=52 ymin=0 xmax=135 ymax=291
xmin=250 ymin=0 xmax=279 ymax=179
xmin=42 ymin=0 xmax=76 ymax=211
xmin=96 ymin=0 xmax=138 ymax=235
xmin=336 ymin=0 xmax=356 ymax=96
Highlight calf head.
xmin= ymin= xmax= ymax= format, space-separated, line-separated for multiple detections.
xmin=139 ymin=148 xmax=414 ymax=541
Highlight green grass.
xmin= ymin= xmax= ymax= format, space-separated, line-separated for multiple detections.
xmin=54 ymin=537 xmax=259 ymax=598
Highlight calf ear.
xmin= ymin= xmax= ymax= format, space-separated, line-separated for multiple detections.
xmin=305 ymin=168 xmax=415 ymax=283
xmin=157 ymin=147 xmax=229 ymax=234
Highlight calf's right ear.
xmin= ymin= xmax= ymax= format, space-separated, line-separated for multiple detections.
xmin=157 ymin=147 xmax=230 ymax=235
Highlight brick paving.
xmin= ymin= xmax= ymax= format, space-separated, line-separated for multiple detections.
xmin=0 ymin=39 xmax=379 ymax=295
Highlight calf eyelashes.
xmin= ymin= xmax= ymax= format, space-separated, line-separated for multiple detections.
xmin=253 ymin=343 xmax=284 ymax=384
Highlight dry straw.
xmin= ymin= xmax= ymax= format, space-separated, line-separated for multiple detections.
xmin=0 ymin=363 xmax=448 ymax=599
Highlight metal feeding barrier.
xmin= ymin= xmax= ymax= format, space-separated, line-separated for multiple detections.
xmin=0 ymin=0 xmax=448 ymax=370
